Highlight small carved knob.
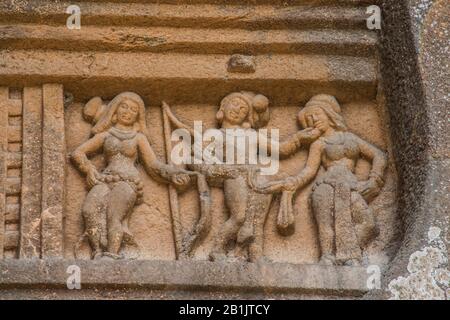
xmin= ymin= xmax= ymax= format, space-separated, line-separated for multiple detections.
xmin=227 ymin=54 xmax=256 ymax=73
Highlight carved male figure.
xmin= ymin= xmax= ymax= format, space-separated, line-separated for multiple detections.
xmin=252 ymin=94 xmax=387 ymax=266
xmin=71 ymin=92 xmax=191 ymax=260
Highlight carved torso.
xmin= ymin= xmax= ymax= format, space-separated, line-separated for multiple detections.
xmin=321 ymin=132 xmax=360 ymax=172
xmin=103 ymin=128 xmax=140 ymax=179
xmin=220 ymin=127 xmax=259 ymax=166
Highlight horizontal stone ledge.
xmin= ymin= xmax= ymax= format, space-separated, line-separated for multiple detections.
xmin=0 ymin=25 xmax=378 ymax=56
xmin=0 ymin=1 xmax=369 ymax=30
xmin=0 ymin=259 xmax=371 ymax=296
xmin=77 ymin=0 xmax=378 ymax=5
xmin=0 ymin=50 xmax=377 ymax=104
xmin=1 ymin=81 xmax=376 ymax=107
xmin=0 ymin=50 xmax=377 ymax=83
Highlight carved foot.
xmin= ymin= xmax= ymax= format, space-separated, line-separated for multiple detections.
xmin=98 ymin=252 xmax=124 ymax=260
xmin=236 ymin=224 xmax=255 ymax=245
xmin=226 ymin=252 xmax=248 ymax=264
xmin=93 ymin=251 xmax=104 ymax=260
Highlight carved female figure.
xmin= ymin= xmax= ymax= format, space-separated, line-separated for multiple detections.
xmin=71 ymin=92 xmax=191 ymax=260
xmin=164 ymin=91 xmax=319 ymax=262
xmin=251 ymin=94 xmax=387 ymax=266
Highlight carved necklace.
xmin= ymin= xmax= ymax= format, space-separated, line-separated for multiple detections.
xmin=109 ymin=126 xmax=138 ymax=141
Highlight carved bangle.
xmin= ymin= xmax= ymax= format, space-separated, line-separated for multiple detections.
xmin=294 ymin=175 xmax=307 ymax=188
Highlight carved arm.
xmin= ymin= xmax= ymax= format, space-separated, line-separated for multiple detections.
xmin=70 ymin=132 xmax=107 ymax=175
xmin=355 ymin=134 xmax=388 ymax=187
xmin=259 ymin=128 xmax=321 ymax=159
xmin=137 ymin=133 xmax=190 ymax=186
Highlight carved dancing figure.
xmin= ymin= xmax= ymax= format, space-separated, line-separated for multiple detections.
xmin=251 ymin=94 xmax=387 ymax=266
xmin=163 ymin=91 xmax=320 ymax=262
xmin=71 ymin=92 xmax=192 ymax=260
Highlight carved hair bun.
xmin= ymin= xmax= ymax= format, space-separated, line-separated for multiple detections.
xmin=252 ymin=94 xmax=269 ymax=113
xmin=83 ymin=96 xmax=108 ymax=124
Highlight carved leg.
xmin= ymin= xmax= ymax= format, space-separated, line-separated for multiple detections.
xmin=81 ymin=184 xmax=110 ymax=259
xmin=106 ymin=181 xmax=137 ymax=257
xmin=351 ymin=191 xmax=379 ymax=248
xmin=248 ymin=194 xmax=272 ymax=263
xmin=312 ymin=183 xmax=336 ymax=265
xmin=210 ymin=176 xmax=248 ymax=261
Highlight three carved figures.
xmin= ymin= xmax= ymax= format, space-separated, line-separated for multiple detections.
xmin=71 ymin=91 xmax=387 ymax=266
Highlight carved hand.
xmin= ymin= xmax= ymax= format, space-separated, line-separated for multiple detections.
xmin=171 ymin=172 xmax=191 ymax=187
xmin=280 ymin=176 xmax=299 ymax=191
xmin=253 ymin=180 xmax=284 ymax=194
xmin=296 ymin=128 xmax=322 ymax=144
xmin=86 ymin=168 xmax=102 ymax=189
xmin=357 ymin=178 xmax=381 ymax=202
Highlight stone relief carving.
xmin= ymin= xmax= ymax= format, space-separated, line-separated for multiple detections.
xmin=163 ymin=91 xmax=320 ymax=263
xmin=71 ymin=92 xmax=196 ymax=260
xmin=251 ymin=94 xmax=387 ymax=266
xmin=70 ymin=91 xmax=387 ymax=266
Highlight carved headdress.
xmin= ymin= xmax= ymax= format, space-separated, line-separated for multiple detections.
xmin=298 ymin=94 xmax=347 ymax=131
xmin=83 ymin=92 xmax=149 ymax=135
xmin=216 ymin=91 xmax=270 ymax=129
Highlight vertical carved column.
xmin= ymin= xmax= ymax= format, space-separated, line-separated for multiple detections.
xmin=41 ymin=84 xmax=65 ymax=258
xmin=20 ymin=87 xmax=42 ymax=259
xmin=0 ymin=88 xmax=8 ymax=258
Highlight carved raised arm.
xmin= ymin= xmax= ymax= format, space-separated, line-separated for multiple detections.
xmin=288 ymin=139 xmax=323 ymax=190
xmin=259 ymin=127 xmax=321 ymax=159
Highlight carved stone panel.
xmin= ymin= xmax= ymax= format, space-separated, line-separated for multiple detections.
xmin=0 ymin=0 xmax=447 ymax=300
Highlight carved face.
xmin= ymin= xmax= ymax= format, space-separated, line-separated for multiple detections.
xmin=222 ymin=97 xmax=249 ymax=125
xmin=303 ymin=106 xmax=331 ymax=133
xmin=116 ymin=100 xmax=139 ymax=126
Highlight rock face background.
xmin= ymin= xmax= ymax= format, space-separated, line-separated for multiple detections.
xmin=378 ymin=0 xmax=449 ymax=299
xmin=0 ymin=0 xmax=447 ymax=299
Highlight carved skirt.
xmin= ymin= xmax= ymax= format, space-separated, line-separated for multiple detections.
xmin=98 ymin=169 xmax=145 ymax=205
xmin=312 ymin=165 xmax=369 ymax=263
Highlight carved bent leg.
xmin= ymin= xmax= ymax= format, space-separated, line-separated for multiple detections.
xmin=351 ymin=191 xmax=379 ymax=248
xmin=312 ymin=183 xmax=336 ymax=265
xmin=106 ymin=181 xmax=137 ymax=258
xmin=210 ymin=176 xmax=248 ymax=261
xmin=81 ymin=184 xmax=110 ymax=259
